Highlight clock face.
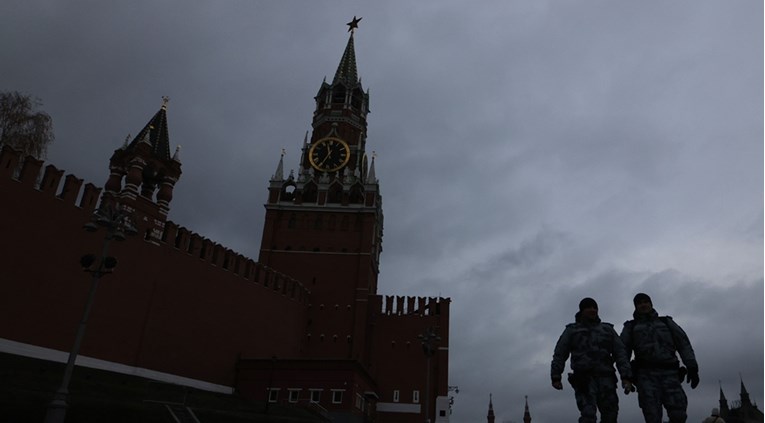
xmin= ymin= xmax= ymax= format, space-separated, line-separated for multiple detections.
xmin=308 ymin=137 xmax=351 ymax=172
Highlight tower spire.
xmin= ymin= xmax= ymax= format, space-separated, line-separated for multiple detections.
xmin=299 ymin=131 xmax=309 ymax=172
xmin=365 ymin=151 xmax=377 ymax=184
xmin=272 ymin=148 xmax=285 ymax=181
xmin=486 ymin=393 xmax=495 ymax=423
xmin=740 ymin=374 xmax=752 ymax=406
xmin=333 ymin=19 xmax=360 ymax=86
xmin=719 ymin=381 xmax=730 ymax=416
xmin=125 ymin=97 xmax=172 ymax=160
xmin=523 ymin=395 xmax=532 ymax=423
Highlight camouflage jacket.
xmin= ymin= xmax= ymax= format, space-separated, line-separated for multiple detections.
xmin=620 ymin=309 xmax=698 ymax=371
xmin=551 ymin=312 xmax=632 ymax=381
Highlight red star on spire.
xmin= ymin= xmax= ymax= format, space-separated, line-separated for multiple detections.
xmin=347 ymin=16 xmax=362 ymax=33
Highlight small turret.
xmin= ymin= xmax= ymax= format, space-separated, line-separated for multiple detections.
xmin=272 ymin=149 xmax=285 ymax=182
xmin=365 ymin=152 xmax=377 ymax=184
xmin=172 ymin=145 xmax=181 ymax=162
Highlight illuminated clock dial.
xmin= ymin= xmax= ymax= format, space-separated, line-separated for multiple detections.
xmin=308 ymin=137 xmax=351 ymax=172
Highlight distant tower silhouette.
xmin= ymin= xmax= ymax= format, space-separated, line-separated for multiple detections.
xmin=523 ymin=395 xmax=532 ymax=423
xmin=740 ymin=375 xmax=753 ymax=408
xmin=487 ymin=393 xmax=495 ymax=423
xmin=718 ymin=376 xmax=763 ymax=423
xmin=720 ymin=380 xmax=731 ymax=417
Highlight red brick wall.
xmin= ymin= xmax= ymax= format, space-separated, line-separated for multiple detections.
xmin=0 ymin=147 xmax=309 ymax=387
xmin=369 ymin=295 xmax=451 ymax=423
xmin=258 ymin=207 xmax=380 ymax=362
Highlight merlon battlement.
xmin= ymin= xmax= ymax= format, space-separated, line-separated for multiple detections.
xmin=160 ymin=221 xmax=310 ymax=303
xmin=1 ymin=145 xmax=101 ymax=212
xmin=380 ymin=295 xmax=450 ymax=317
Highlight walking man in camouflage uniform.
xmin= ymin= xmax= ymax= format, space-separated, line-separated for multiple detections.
xmin=551 ymin=297 xmax=634 ymax=423
xmin=621 ymin=293 xmax=699 ymax=423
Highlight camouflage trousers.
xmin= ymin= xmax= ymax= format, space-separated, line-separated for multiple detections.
xmin=635 ymin=368 xmax=687 ymax=423
xmin=570 ymin=373 xmax=619 ymax=423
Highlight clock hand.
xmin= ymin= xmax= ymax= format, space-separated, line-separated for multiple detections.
xmin=319 ymin=146 xmax=334 ymax=166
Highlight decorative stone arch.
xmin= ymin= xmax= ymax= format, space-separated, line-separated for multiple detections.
xmin=349 ymin=183 xmax=364 ymax=204
xmin=350 ymin=86 xmax=365 ymax=110
xmin=332 ymin=83 xmax=347 ymax=105
xmin=280 ymin=181 xmax=296 ymax=202
xmin=327 ymin=181 xmax=343 ymax=204
xmin=302 ymin=181 xmax=318 ymax=203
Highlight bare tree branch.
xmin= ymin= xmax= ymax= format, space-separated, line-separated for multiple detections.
xmin=0 ymin=91 xmax=55 ymax=159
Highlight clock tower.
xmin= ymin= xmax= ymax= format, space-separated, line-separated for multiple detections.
xmin=258 ymin=19 xmax=382 ymax=363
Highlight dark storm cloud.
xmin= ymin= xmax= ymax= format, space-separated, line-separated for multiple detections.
xmin=2 ymin=1 xmax=761 ymax=422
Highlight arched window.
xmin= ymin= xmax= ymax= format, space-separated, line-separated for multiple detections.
xmin=280 ymin=183 xmax=296 ymax=202
xmin=332 ymin=86 xmax=346 ymax=105
xmin=302 ymin=182 xmax=318 ymax=203
xmin=350 ymin=87 xmax=363 ymax=110
xmin=327 ymin=182 xmax=343 ymax=203
xmin=349 ymin=184 xmax=364 ymax=204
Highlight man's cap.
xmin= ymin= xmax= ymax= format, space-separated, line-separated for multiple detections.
xmin=579 ymin=297 xmax=598 ymax=311
xmin=633 ymin=293 xmax=652 ymax=306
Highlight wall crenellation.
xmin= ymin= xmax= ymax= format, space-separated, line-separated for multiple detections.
xmin=39 ymin=164 xmax=64 ymax=195
xmin=380 ymin=295 xmax=448 ymax=317
xmin=58 ymin=174 xmax=85 ymax=205
xmin=17 ymin=153 xmax=42 ymax=188
xmin=0 ymin=144 xmax=310 ymax=304
xmin=1 ymin=145 xmax=102 ymax=213
xmin=157 ymin=223 xmax=311 ymax=304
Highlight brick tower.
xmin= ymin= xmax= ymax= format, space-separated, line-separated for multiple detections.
xmin=243 ymin=19 xmax=450 ymax=423
xmin=101 ymin=97 xmax=182 ymax=242
xmin=258 ymin=19 xmax=381 ymax=364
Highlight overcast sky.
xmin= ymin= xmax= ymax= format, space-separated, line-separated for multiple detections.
xmin=2 ymin=1 xmax=762 ymax=422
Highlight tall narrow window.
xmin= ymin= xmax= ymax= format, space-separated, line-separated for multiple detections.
xmin=332 ymin=390 xmax=344 ymax=404
xmin=393 ymin=390 xmax=400 ymax=403
xmin=288 ymin=389 xmax=301 ymax=403
xmin=413 ymin=390 xmax=420 ymax=404
xmin=310 ymin=389 xmax=322 ymax=403
xmin=332 ymin=87 xmax=346 ymax=105
xmin=268 ymin=388 xmax=279 ymax=403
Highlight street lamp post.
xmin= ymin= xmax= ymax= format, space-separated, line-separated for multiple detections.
xmin=447 ymin=386 xmax=459 ymax=416
xmin=418 ymin=327 xmax=440 ymax=423
xmin=44 ymin=204 xmax=137 ymax=423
